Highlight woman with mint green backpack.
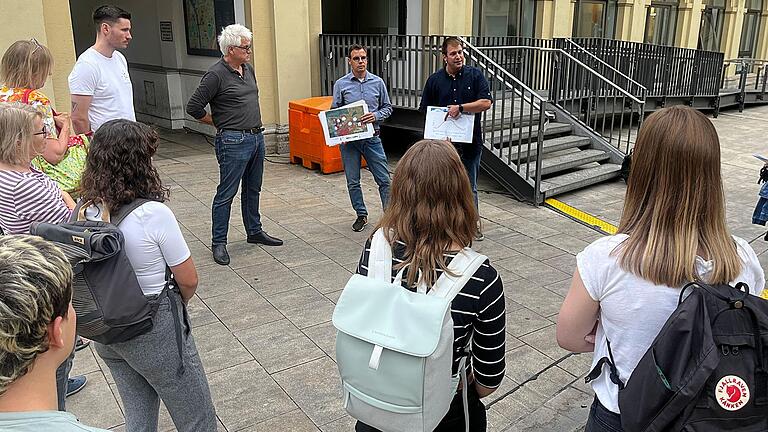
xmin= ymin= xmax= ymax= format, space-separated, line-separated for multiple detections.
xmin=343 ymin=139 xmax=506 ymax=431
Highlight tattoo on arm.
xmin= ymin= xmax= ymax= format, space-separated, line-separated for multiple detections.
xmin=71 ymin=102 xmax=78 ymax=112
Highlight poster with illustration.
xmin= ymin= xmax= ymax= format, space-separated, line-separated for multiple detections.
xmin=319 ymin=100 xmax=375 ymax=146
xmin=423 ymin=106 xmax=474 ymax=143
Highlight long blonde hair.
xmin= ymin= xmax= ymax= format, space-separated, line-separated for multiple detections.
xmin=376 ymin=140 xmax=478 ymax=287
xmin=616 ymin=106 xmax=741 ymax=286
xmin=1 ymin=40 xmax=53 ymax=90
xmin=0 ymin=102 xmax=44 ymax=166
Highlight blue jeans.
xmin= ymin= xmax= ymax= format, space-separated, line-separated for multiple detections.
xmin=212 ymin=130 xmax=264 ymax=245
xmin=339 ymin=136 xmax=391 ymax=217
xmin=454 ymin=142 xmax=481 ymax=210
xmin=585 ymin=397 xmax=623 ymax=432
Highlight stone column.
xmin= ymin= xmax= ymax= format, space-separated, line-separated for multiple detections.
xmin=615 ymin=0 xmax=650 ymax=42
xmin=676 ymin=0 xmax=706 ymax=48
xmin=422 ymin=0 xmax=475 ymax=35
xmin=721 ymin=0 xmax=746 ymax=58
xmin=246 ymin=0 xmax=322 ymax=126
xmin=537 ymin=0 xmax=576 ymax=38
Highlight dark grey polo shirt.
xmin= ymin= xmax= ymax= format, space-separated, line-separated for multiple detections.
xmin=186 ymin=58 xmax=262 ymax=131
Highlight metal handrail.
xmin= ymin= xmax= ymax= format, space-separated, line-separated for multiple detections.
xmin=475 ymin=45 xmax=646 ymax=105
xmin=723 ymin=58 xmax=768 ymax=64
xmin=459 ymin=37 xmax=548 ymax=202
xmin=562 ymin=38 xmax=647 ymax=95
xmin=459 ymin=37 xmax=546 ymax=109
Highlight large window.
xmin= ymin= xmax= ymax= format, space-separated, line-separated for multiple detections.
xmin=644 ymin=1 xmax=678 ymax=45
xmin=698 ymin=0 xmax=726 ymax=52
xmin=475 ymin=0 xmax=537 ymax=38
xmin=321 ymin=0 xmax=406 ymax=35
xmin=739 ymin=0 xmax=763 ymax=57
xmin=573 ymin=0 xmax=618 ymax=38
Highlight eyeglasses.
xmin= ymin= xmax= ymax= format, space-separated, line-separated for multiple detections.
xmin=351 ymin=56 xmax=367 ymax=62
xmin=234 ymin=45 xmax=252 ymax=53
xmin=33 ymin=124 xmax=51 ymax=136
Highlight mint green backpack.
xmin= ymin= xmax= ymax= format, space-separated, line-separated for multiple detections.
xmin=333 ymin=229 xmax=487 ymax=432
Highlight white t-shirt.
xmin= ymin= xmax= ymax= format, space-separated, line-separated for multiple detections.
xmin=577 ymin=234 xmax=765 ymax=414
xmin=68 ymin=47 xmax=135 ymax=131
xmin=86 ymin=201 xmax=190 ymax=295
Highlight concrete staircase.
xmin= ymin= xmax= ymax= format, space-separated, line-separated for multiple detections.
xmin=480 ymin=97 xmax=623 ymax=201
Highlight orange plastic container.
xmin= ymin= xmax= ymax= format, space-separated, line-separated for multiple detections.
xmin=288 ymin=96 xmax=365 ymax=174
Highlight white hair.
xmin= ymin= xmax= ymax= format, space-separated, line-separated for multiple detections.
xmin=218 ymin=24 xmax=253 ymax=56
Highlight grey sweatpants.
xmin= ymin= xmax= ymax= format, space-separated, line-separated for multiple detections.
xmin=95 ymin=291 xmax=216 ymax=432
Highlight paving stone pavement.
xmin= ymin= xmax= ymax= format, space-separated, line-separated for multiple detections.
xmin=67 ymin=107 xmax=768 ymax=431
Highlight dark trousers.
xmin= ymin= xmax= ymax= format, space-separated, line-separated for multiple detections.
xmin=585 ymin=396 xmax=623 ymax=432
xmin=453 ymin=142 xmax=481 ymax=211
xmin=211 ymin=129 xmax=265 ymax=245
xmin=354 ymin=386 xmax=487 ymax=432
xmin=55 ymin=346 xmax=75 ymax=410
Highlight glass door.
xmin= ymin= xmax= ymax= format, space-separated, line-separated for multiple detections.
xmin=698 ymin=0 xmax=726 ymax=51
xmin=644 ymin=2 xmax=678 ymax=45
xmin=476 ymin=0 xmax=537 ymax=37
xmin=573 ymin=0 xmax=618 ymax=38
xmin=739 ymin=0 xmax=763 ymax=58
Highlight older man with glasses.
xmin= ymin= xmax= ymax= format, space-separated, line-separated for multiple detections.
xmin=331 ymin=44 xmax=393 ymax=232
xmin=187 ymin=23 xmax=282 ymax=266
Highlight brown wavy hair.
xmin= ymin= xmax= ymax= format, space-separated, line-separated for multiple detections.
xmin=79 ymin=119 xmax=169 ymax=212
xmin=616 ymin=105 xmax=741 ymax=286
xmin=376 ymin=139 xmax=478 ymax=287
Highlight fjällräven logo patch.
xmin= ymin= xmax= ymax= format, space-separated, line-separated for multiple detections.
xmin=715 ymin=375 xmax=750 ymax=411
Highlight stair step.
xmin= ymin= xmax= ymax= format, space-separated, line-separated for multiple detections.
xmin=482 ymin=114 xmax=539 ymax=131
xmin=539 ymin=163 xmax=623 ymax=197
xmin=534 ymin=149 xmax=611 ymax=176
xmin=488 ymin=122 xmax=572 ymax=148
xmin=493 ymin=135 xmax=592 ymax=163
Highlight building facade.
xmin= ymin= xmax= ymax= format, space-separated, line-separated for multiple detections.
xmin=0 ymin=0 xmax=766 ymax=143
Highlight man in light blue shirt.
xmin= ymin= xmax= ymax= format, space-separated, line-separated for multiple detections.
xmin=331 ymin=44 xmax=393 ymax=232
xmin=0 ymin=235 xmax=109 ymax=432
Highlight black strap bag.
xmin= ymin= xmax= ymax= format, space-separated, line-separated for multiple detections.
xmin=586 ymin=282 xmax=768 ymax=431
xmin=31 ymin=199 xmax=190 ymax=373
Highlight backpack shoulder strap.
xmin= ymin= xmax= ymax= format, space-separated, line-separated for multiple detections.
xmin=430 ymin=248 xmax=488 ymax=300
xmin=366 ymin=228 xmax=393 ymax=282
xmin=110 ymin=199 xmax=153 ymax=226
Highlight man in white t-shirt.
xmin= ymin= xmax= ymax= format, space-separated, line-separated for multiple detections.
xmin=69 ymin=5 xmax=135 ymax=134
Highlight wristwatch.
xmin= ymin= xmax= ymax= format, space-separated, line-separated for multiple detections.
xmin=459 ymin=104 xmax=464 ymax=113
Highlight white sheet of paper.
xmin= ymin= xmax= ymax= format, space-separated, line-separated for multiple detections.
xmin=319 ymin=100 xmax=375 ymax=146
xmin=423 ymin=106 xmax=475 ymax=143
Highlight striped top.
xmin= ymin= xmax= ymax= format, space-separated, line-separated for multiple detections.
xmin=0 ymin=168 xmax=71 ymax=234
xmin=357 ymin=238 xmax=506 ymax=389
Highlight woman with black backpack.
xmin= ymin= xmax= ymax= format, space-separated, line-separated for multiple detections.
xmin=556 ymin=106 xmax=765 ymax=431
xmin=78 ymin=119 xmax=217 ymax=432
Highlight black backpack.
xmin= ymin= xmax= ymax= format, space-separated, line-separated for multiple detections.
xmin=586 ymin=282 xmax=768 ymax=431
xmin=30 ymin=199 xmax=189 ymax=372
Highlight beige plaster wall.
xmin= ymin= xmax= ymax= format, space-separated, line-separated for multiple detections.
xmin=422 ymin=0 xmax=474 ymax=35
xmin=247 ymin=0 xmax=323 ymax=125
xmin=536 ymin=0 xmax=575 ymax=38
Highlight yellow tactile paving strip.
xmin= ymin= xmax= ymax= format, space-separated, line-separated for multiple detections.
xmin=544 ymin=199 xmax=768 ymax=298
xmin=544 ymin=198 xmax=618 ymax=235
